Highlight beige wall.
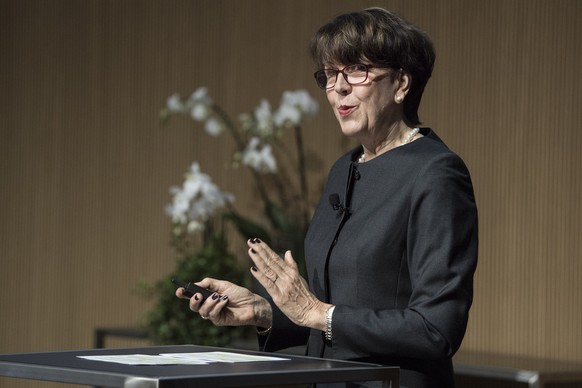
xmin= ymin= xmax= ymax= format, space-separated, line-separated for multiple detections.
xmin=1 ymin=0 xmax=581 ymax=386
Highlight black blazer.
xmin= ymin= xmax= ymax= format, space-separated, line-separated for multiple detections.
xmin=262 ymin=129 xmax=478 ymax=388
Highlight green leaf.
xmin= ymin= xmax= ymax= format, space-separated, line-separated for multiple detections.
xmin=265 ymin=201 xmax=297 ymax=234
xmin=223 ymin=211 xmax=272 ymax=245
xmin=141 ymin=235 xmax=251 ymax=346
xmin=159 ymin=108 xmax=171 ymax=125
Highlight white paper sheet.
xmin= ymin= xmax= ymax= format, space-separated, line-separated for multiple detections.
xmin=78 ymin=351 xmax=290 ymax=366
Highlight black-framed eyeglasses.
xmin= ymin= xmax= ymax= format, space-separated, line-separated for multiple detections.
xmin=313 ymin=64 xmax=376 ymax=90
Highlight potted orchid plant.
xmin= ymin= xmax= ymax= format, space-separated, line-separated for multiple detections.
xmin=141 ymin=88 xmax=319 ymax=346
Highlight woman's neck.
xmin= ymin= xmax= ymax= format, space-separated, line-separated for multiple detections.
xmin=359 ymin=123 xmax=417 ymax=162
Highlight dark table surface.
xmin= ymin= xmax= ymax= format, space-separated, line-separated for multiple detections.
xmin=0 ymin=344 xmax=399 ymax=387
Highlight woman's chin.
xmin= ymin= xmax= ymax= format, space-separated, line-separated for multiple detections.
xmin=339 ymin=124 xmax=365 ymax=138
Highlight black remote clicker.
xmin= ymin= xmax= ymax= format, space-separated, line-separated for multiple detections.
xmin=171 ymin=278 xmax=214 ymax=301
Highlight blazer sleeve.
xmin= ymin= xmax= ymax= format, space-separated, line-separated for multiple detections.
xmin=331 ymin=151 xmax=478 ymax=360
xmin=258 ymin=298 xmax=310 ymax=352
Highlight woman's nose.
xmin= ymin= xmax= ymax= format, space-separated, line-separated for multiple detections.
xmin=333 ymin=73 xmax=351 ymax=94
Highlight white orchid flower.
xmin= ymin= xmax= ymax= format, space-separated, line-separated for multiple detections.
xmin=188 ymin=87 xmax=211 ymax=105
xmin=166 ymin=93 xmax=186 ymax=113
xmin=204 ymin=117 xmax=223 ymax=136
xmin=283 ymin=89 xmax=319 ymax=117
xmin=165 ymin=163 xmax=233 ymax=229
xmin=274 ymin=104 xmax=302 ymax=127
xmin=254 ymin=99 xmax=274 ymax=137
xmin=190 ymin=104 xmax=210 ymax=121
xmin=241 ymin=137 xmax=277 ymax=173
xmin=273 ymin=89 xmax=319 ymax=127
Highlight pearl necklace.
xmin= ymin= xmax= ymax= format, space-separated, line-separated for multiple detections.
xmin=358 ymin=127 xmax=420 ymax=163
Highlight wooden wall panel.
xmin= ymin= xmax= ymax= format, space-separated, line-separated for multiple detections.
xmin=0 ymin=1 xmax=580 ymax=386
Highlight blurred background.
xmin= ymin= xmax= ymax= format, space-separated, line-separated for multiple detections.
xmin=1 ymin=0 xmax=581 ymax=387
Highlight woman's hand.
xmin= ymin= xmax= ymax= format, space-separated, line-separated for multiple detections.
xmin=175 ymin=278 xmax=272 ymax=328
xmin=247 ymin=238 xmax=329 ymax=331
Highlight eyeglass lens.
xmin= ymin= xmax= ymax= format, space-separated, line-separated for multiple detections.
xmin=315 ymin=64 xmax=370 ymax=89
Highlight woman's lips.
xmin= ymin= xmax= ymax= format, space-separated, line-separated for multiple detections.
xmin=338 ymin=105 xmax=355 ymax=116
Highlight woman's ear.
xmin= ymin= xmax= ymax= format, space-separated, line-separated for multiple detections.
xmin=394 ymin=70 xmax=411 ymax=103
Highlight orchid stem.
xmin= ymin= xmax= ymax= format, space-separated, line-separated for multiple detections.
xmin=294 ymin=125 xmax=309 ymax=226
xmin=212 ymin=103 xmax=271 ymax=207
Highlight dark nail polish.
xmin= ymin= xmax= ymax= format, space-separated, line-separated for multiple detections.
xmin=221 ymin=295 xmax=229 ymax=301
xmin=253 ymin=238 xmax=262 ymax=243
xmin=194 ymin=294 xmax=199 ymax=301
xmin=251 ymin=248 xmax=257 ymax=253
xmin=251 ymin=266 xmax=258 ymax=272
xmin=211 ymin=293 xmax=219 ymax=300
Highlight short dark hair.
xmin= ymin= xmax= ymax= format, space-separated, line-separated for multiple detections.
xmin=309 ymin=7 xmax=435 ymax=126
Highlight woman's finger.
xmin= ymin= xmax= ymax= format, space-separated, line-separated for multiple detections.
xmin=205 ymin=294 xmax=230 ymax=324
xmin=197 ymin=277 xmax=223 ymax=293
xmin=188 ymin=292 xmax=206 ymax=312
xmin=176 ymin=287 xmax=190 ymax=299
xmin=195 ymin=292 xmax=222 ymax=318
xmin=282 ymin=250 xmax=298 ymax=270
xmin=247 ymin=240 xmax=286 ymax=279
xmin=250 ymin=262 xmax=282 ymax=295
xmin=249 ymin=249 xmax=287 ymax=290
xmin=247 ymin=239 xmax=283 ymax=266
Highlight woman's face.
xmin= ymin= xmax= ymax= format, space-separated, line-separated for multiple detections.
xmin=325 ymin=64 xmax=403 ymax=140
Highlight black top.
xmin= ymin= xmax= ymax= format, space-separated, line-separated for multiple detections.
xmin=263 ymin=128 xmax=478 ymax=388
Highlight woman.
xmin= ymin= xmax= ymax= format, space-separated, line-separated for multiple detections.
xmin=176 ymin=8 xmax=478 ymax=388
